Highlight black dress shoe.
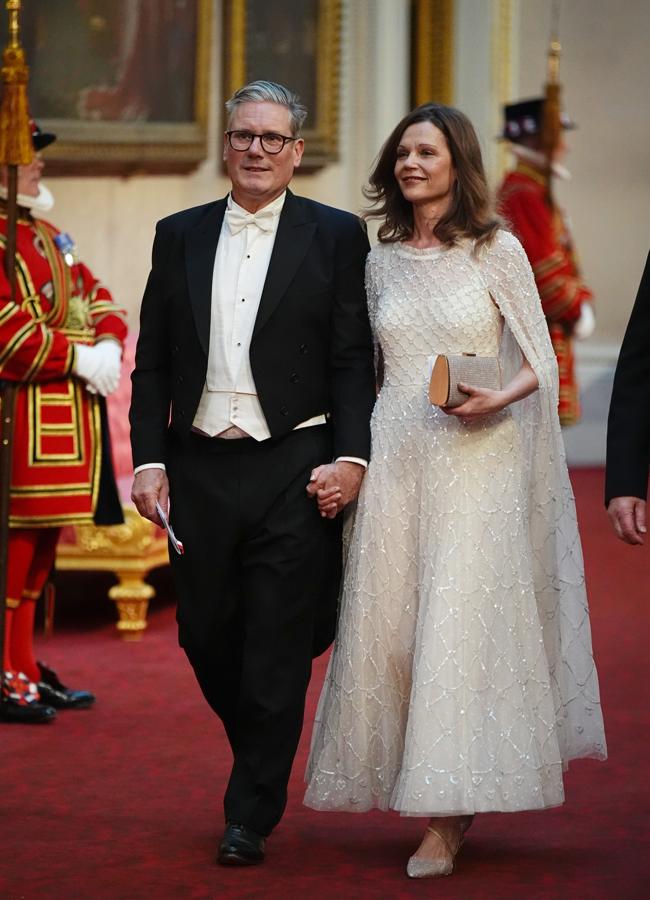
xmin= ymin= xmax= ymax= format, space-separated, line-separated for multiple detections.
xmin=1 ymin=673 xmax=57 ymax=724
xmin=0 ymin=696 xmax=56 ymax=723
xmin=37 ymin=662 xmax=95 ymax=709
xmin=1 ymin=671 xmax=56 ymax=723
xmin=217 ymin=823 xmax=266 ymax=866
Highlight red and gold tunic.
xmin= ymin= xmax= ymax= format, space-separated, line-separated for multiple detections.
xmin=498 ymin=163 xmax=593 ymax=426
xmin=0 ymin=208 xmax=127 ymax=526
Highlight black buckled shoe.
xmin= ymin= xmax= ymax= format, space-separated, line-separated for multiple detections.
xmin=37 ymin=661 xmax=95 ymax=709
xmin=0 ymin=696 xmax=57 ymax=723
xmin=1 ymin=671 xmax=57 ymax=723
xmin=217 ymin=823 xmax=266 ymax=866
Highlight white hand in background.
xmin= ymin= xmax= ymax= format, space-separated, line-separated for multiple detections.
xmin=73 ymin=341 xmax=122 ymax=396
xmin=574 ymin=303 xmax=596 ymax=341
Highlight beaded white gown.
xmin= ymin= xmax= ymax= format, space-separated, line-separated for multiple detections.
xmin=304 ymin=231 xmax=606 ymax=816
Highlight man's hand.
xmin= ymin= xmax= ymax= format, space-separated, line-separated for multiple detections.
xmin=607 ymin=496 xmax=647 ymax=545
xmin=306 ymin=461 xmax=365 ymax=519
xmin=131 ymin=468 xmax=169 ymax=527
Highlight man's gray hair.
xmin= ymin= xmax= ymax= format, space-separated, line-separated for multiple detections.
xmin=225 ymin=80 xmax=308 ymax=135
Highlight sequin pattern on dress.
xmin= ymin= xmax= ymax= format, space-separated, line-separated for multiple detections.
xmin=304 ymin=232 xmax=606 ymax=816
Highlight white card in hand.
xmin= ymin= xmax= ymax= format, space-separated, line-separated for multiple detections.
xmin=155 ymin=501 xmax=184 ymax=555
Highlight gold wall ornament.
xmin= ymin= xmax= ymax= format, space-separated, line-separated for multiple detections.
xmin=222 ymin=0 xmax=342 ymax=168
xmin=411 ymin=0 xmax=455 ymax=107
xmin=56 ymin=506 xmax=170 ymax=641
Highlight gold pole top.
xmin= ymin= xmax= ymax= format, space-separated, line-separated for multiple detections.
xmin=547 ymin=36 xmax=562 ymax=85
xmin=547 ymin=0 xmax=562 ymax=85
xmin=541 ymin=1 xmax=563 ymax=203
xmin=0 ymin=0 xmax=33 ymax=167
xmin=6 ymin=1 xmax=22 ymax=50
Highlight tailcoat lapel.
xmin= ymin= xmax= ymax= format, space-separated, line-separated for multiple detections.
xmin=185 ymin=198 xmax=227 ymax=356
xmin=253 ymin=190 xmax=317 ymax=338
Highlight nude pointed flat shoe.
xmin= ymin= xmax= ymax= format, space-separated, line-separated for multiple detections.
xmin=406 ymin=816 xmax=472 ymax=879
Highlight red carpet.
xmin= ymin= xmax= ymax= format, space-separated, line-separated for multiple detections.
xmin=1 ymin=469 xmax=648 ymax=899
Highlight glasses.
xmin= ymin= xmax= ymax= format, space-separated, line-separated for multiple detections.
xmin=225 ymin=130 xmax=297 ymax=154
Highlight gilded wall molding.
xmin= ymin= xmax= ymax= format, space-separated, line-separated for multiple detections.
xmin=411 ymin=0 xmax=455 ymax=107
xmin=491 ymin=0 xmax=514 ymax=178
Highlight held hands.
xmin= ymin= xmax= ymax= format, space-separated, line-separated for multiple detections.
xmin=306 ymin=461 xmax=365 ymax=519
xmin=442 ymin=383 xmax=507 ymax=422
xmin=131 ymin=468 xmax=169 ymax=527
xmin=607 ymin=497 xmax=647 ymax=546
xmin=73 ymin=340 xmax=122 ymax=396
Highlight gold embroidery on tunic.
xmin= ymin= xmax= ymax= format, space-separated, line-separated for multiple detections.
xmin=21 ymin=294 xmax=45 ymax=322
xmin=64 ymin=294 xmax=91 ymax=331
xmin=27 ymin=382 xmax=85 ymax=464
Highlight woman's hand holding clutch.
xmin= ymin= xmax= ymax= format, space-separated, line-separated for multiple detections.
xmin=443 ymin=358 xmax=539 ymax=422
xmin=441 ymin=383 xmax=508 ymax=422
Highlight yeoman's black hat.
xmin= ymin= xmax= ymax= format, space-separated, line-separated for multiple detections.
xmin=31 ymin=120 xmax=57 ymax=151
xmin=500 ymin=97 xmax=575 ymax=142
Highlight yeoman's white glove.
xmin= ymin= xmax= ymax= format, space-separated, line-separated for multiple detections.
xmin=73 ymin=341 xmax=122 ymax=397
xmin=574 ymin=303 xmax=595 ymax=341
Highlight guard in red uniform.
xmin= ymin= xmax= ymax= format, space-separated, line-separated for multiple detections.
xmin=0 ymin=123 xmax=127 ymax=723
xmin=497 ymin=98 xmax=594 ymax=425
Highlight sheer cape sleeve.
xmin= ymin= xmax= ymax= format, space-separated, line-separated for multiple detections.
xmin=473 ymin=229 xmax=606 ymax=765
xmin=365 ymin=246 xmax=382 ymax=379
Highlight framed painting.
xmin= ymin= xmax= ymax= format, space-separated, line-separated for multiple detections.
xmin=2 ymin=0 xmax=212 ymax=174
xmin=222 ymin=0 xmax=342 ymax=169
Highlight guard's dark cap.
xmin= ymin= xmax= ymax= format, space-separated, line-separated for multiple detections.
xmin=31 ymin=120 xmax=56 ymax=151
xmin=500 ymin=97 xmax=575 ymax=142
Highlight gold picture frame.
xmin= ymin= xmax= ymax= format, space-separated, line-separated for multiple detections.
xmin=222 ymin=0 xmax=342 ymax=169
xmin=8 ymin=0 xmax=212 ymax=175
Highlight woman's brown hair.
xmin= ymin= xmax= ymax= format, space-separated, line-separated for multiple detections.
xmin=364 ymin=103 xmax=500 ymax=248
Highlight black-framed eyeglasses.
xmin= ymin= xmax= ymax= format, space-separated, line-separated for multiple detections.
xmin=225 ymin=130 xmax=297 ymax=154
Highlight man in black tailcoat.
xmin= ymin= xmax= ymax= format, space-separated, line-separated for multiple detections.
xmin=605 ymin=250 xmax=650 ymax=545
xmin=129 ymin=81 xmax=375 ymax=864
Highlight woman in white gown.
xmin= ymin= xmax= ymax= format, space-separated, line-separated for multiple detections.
xmin=304 ymin=104 xmax=606 ymax=878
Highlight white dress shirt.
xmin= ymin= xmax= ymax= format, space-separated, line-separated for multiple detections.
xmin=192 ymin=190 xmax=322 ymax=439
xmin=134 ymin=191 xmax=366 ymax=474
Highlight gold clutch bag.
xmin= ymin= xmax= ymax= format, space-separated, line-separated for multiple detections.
xmin=429 ymin=352 xmax=501 ymax=407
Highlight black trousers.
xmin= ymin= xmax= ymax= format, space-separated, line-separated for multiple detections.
xmin=167 ymin=425 xmax=341 ymax=835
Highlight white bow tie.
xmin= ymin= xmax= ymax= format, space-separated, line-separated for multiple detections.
xmin=225 ymin=206 xmax=277 ymax=235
